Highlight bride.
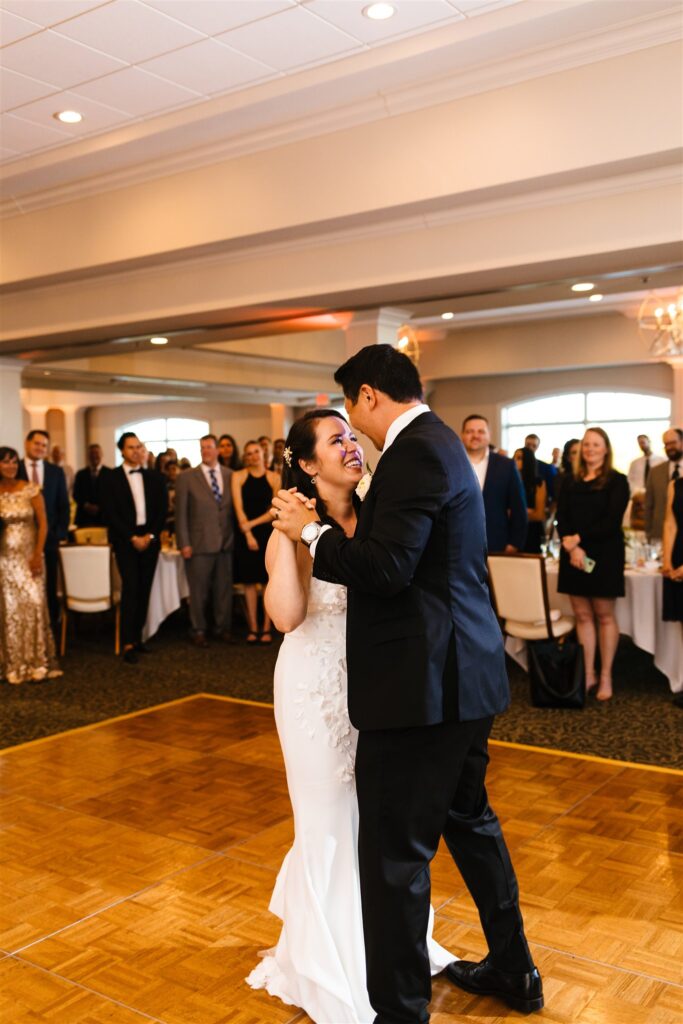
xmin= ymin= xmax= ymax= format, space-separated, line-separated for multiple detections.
xmin=246 ymin=409 xmax=452 ymax=1024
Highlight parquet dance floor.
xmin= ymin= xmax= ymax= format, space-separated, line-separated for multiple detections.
xmin=0 ymin=694 xmax=681 ymax=1024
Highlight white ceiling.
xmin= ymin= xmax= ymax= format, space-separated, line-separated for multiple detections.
xmin=0 ymin=0 xmax=519 ymax=161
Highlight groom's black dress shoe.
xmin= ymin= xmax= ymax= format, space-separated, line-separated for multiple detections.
xmin=445 ymin=957 xmax=544 ymax=1014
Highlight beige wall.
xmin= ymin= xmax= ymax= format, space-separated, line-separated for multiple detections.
xmin=430 ymin=362 xmax=673 ymax=447
xmin=86 ymin=400 xmax=282 ymax=465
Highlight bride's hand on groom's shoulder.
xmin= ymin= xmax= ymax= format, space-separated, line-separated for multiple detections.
xmin=272 ymin=488 xmax=319 ymax=541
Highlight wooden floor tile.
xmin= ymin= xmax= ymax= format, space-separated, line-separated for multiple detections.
xmin=19 ymin=857 xmax=299 ymax=1024
xmin=0 ymin=957 xmax=155 ymax=1023
xmin=0 ymin=795 xmax=208 ymax=952
xmin=71 ymin=755 xmax=292 ymax=850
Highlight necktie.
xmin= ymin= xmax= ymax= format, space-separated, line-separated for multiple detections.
xmin=31 ymin=461 xmax=39 ymax=484
xmin=673 ymin=464 xmax=680 ymax=481
xmin=644 ymin=457 xmax=650 ymax=484
xmin=209 ymin=468 xmax=221 ymax=505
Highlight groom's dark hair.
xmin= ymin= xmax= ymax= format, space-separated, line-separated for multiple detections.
xmin=334 ymin=344 xmax=423 ymax=404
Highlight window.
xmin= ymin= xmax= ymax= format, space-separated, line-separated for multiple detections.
xmin=116 ymin=417 xmax=209 ymax=466
xmin=501 ymin=392 xmax=671 ymax=471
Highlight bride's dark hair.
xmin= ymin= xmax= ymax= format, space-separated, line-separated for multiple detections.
xmin=281 ymin=409 xmax=359 ymax=531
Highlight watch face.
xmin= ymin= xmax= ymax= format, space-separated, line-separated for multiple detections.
xmin=302 ymin=522 xmax=320 ymax=544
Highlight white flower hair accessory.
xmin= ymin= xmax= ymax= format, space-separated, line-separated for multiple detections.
xmin=355 ymin=464 xmax=373 ymax=501
xmin=283 ymin=447 xmax=293 ymax=468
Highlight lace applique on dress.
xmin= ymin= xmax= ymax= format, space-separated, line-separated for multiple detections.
xmin=290 ymin=579 xmax=356 ymax=785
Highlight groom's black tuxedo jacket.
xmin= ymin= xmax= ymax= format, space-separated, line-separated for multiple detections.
xmin=313 ymin=411 xmax=509 ymax=730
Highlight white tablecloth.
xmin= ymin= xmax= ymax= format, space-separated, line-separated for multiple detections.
xmin=506 ymin=563 xmax=683 ymax=693
xmin=143 ymin=550 xmax=189 ymax=641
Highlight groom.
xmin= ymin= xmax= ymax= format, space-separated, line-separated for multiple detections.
xmin=272 ymin=345 xmax=542 ymax=1024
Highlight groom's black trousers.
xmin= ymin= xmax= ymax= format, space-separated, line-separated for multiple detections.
xmin=355 ymin=715 xmax=532 ymax=1024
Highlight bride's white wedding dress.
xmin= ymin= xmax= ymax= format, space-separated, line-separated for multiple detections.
xmin=246 ymin=577 xmax=452 ymax=1024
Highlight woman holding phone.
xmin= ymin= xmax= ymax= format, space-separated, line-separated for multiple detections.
xmin=556 ymin=427 xmax=629 ymax=701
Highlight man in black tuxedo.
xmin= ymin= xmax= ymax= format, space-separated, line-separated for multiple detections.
xmin=461 ymin=415 xmax=527 ymax=553
xmin=100 ymin=432 xmax=167 ymax=664
xmin=18 ymin=429 xmax=70 ymax=632
xmin=273 ymin=346 xmax=541 ymax=1023
xmin=73 ymin=444 xmax=109 ymax=527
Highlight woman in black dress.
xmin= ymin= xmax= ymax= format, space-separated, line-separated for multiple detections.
xmin=514 ymin=447 xmax=547 ymax=553
xmin=557 ymin=427 xmax=629 ymax=701
xmin=231 ymin=440 xmax=280 ymax=644
xmin=663 ymin=477 xmax=683 ymax=623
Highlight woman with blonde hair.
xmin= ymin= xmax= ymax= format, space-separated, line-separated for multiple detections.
xmin=556 ymin=427 xmax=629 ymax=700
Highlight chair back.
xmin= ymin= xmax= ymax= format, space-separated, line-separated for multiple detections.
xmin=74 ymin=527 xmax=108 ymax=545
xmin=59 ymin=546 xmax=114 ymax=613
xmin=487 ymin=554 xmax=553 ymax=636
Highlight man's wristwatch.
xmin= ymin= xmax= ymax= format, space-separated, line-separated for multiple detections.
xmin=301 ymin=522 xmax=323 ymax=548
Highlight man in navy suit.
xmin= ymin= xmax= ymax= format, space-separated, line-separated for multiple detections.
xmin=461 ymin=415 xmax=527 ymax=553
xmin=525 ymin=433 xmax=557 ymax=503
xmin=274 ymin=348 xmax=541 ymax=1021
xmin=18 ymin=429 xmax=70 ymax=632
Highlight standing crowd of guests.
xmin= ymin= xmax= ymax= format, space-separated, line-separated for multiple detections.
xmin=0 ymin=428 xmax=286 ymax=682
xmin=2 ymin=417 xmax=682 ymax=700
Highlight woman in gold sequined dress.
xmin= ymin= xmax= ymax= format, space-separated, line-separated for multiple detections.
xmin=0 ymin=446 xmax=62 ymax=685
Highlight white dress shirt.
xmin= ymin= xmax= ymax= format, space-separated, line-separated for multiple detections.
xmin=467 ymin=449 xmax=490 ymax=491
xmin=200 ymin=461 xmax=223 ymax=495
xmin=124 ymin=463 xmax=146 ymax=526
xmin=27 ymin=458 xmax=44 ymax=488
xmin=628 ymin=452 xmax=665 ymax=492
xmin=310 ymin=403 xmax=431 ymax=557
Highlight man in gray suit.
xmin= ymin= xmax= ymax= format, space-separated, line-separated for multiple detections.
xmin=175 ymin=434 xmax=235 ymax=647
xmin=645 ymin=427 xmax=683 ymax=539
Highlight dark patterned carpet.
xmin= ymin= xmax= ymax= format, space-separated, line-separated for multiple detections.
xmin=1 ymin=608 xmax=681 ymax=767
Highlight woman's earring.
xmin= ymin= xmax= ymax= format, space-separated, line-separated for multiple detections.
xmin=311 ymin=475 xmax=317 ymax=486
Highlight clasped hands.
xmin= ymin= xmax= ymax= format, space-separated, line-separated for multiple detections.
xmin=271 ymin=488 xmax=319 ymax=542
xmin=562 ymin=534 xmax=586 ymax=570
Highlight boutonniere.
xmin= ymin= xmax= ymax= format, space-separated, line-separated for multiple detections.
xmin=355 ymin=463 xmax=373 ymax=502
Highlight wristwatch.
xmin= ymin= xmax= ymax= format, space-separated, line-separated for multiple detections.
xmin=301 ymin=522 xmax=323 ymax=548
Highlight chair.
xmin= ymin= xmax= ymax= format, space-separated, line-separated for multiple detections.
xmin=58 ymin=546 xmax=120 ymax=656
xmin=74 ymin=527 xmax=108 ymax=545
xmin=487 ymin=553 xmax=575 ymax=640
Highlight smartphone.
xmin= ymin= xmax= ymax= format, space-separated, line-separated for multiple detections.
xmin=583 ymin=556 xmax=596 ymax=574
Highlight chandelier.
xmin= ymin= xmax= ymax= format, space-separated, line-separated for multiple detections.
xmin=397 ymin=326 xmax=420 ymax=366
xmin=638 ymin=288 xmax=683 ymax=356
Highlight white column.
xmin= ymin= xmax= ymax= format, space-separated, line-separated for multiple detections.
xmin=0 ymin=357 xmax=24 ymax=449
xmin=668 ymin=359 xmax=683 ymax=427
xmin=62 ymin=406 xmax=85 ymax=471
xmin=344 ymin=307 xmax=413 ymax=358
xmin=269 ymin=403 xmax=291 ymax=442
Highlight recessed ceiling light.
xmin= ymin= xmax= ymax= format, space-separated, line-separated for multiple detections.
xmin=571 ymin=282 xmax=594 ymax=292
xmin=363 ymin=3 xmax=396 ymax=20
xmin=43 ymin=370 xmax=51 ymax=376
xmin=589 ymin=293 xmax=603 ymax=302
xmin=54 ymin=110 xmax=83 ymax=124
xmin=150 ymin=336 xmax=168 ymax=346
xmin=441 ymin=312 xmax=454 ymax=320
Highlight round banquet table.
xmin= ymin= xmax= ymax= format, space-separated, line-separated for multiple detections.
xmin=143 ymin=549 xmax=190 ymax=642
xmin=505 ymin=562 xmax=683 ymax=693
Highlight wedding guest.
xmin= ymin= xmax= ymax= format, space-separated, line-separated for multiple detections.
xmin=18 ymin=429 xmax=69 ymax=633
xmin=232 ymin=440 xmax=280 ymax=643
xmin=73 ymin=444 xmax=109 ymax=527
xmin=525 ymin=433 xmax=557 ymax=502
xmin=461 ymin=415 xmax=527 ymax=552
xmin=155 ymin=450 xmax=171 ymax=474
xmin=628 ymin=434 xmax=665 ymax=494
xmin=258 ymin=435 xmax=273 ymax=468
xmin=560 ymin=438 xmax=580 ymax=478
xmin=514 ymin=447 xmax=547 ymax=554
xmin=175 ymin=435 xmax=235 ymax=647
xmin=218 ymin=433 xmax=241 ymax=470
xmin=662 ymin=476 xmax=683 ymax=708
xmin=50 ymin=444 xmax=75 ymax=495
xmin=100 ymin=432 xmax=167 ymax=664
xmin=645 ymin=428 xmax=683 ymax=540
xmin=0 ymin=446 xmax=62 ymax=685
xmin=556 ymin=427 xmax=629 ymax=701
xmin=163 ymin=459 xmax=179 ymax=535
xmin=271 ymin=437 xmax=286 ymax=474
xmin=551 ymin=447 xmax=561 ymax=469
xmin=178 ymin=457 xmax=192 ymax=471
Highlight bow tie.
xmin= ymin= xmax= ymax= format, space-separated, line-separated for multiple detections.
xmin=128 ymin=468 xmax=143 ymax=474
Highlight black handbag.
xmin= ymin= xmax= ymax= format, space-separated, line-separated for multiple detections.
xmin=528 ymin=637 xmax=585 ymax=709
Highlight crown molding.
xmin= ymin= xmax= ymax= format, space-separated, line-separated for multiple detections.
xmin=1 ymin=8 xmax=679 ymax=219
